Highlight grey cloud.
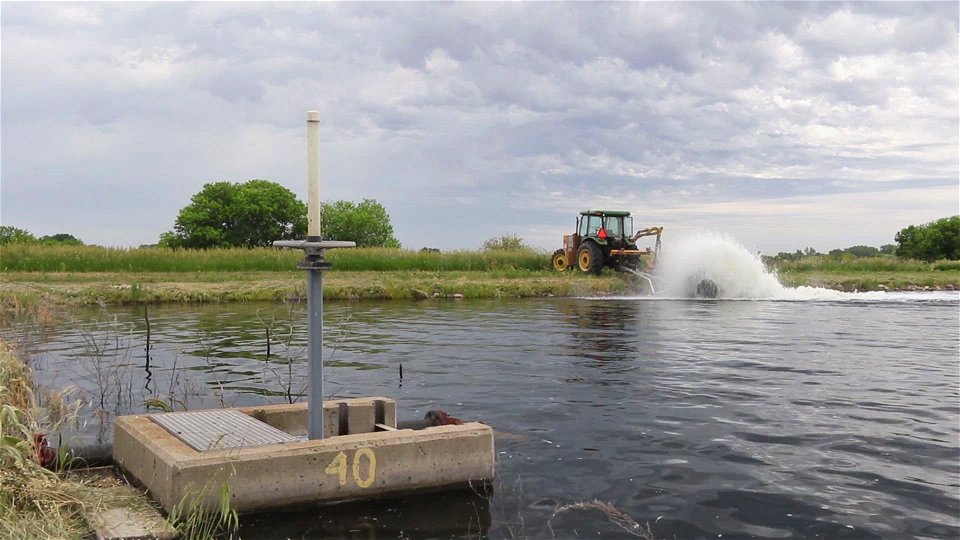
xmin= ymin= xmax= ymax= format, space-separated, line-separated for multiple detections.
xmin=2 ymin=2 xmax=956 ymax=252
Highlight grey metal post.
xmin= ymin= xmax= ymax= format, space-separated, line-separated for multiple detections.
xmin=274 ymin=111 xmax=354 ymax=440
xmin=306 ymin=251 xmax=324 ymax=438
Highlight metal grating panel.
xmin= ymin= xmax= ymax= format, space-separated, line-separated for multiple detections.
xmin=150 ymin=409 xmax=299 ymax=452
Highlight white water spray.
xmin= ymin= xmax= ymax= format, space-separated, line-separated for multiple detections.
xmin=653 ymin=233 xmax=847 ymax=300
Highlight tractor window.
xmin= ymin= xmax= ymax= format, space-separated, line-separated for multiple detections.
xmin=605 ymin=218 xmax=623 ymax=238
xmin=624 ymin=217 xmax=634 ymax=238
xmin=582 ymin=216 xmax=603 ymax=237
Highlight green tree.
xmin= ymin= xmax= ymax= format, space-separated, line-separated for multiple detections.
xmin=160 ymin=180 xmax=307 ymax=248
xmin=482 ymin=234 xmax=529 ymax=251
xmin=894 ymin=216 xmax=960 ymax=261
xmin=879 ymin=244 xmax=897 ymax=255
xmin=0 ymin=226 xmax=36 ymax=245
xmin=844 ymin=245 xmax=880 ymax=257
xmin=39 ymin=233 xmax=84 ymax=246
xmin=320 ymin=199 xmax=400 ymax=248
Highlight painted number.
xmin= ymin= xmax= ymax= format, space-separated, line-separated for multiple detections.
xmin=325 ymin=448 xmax=376 ymax=488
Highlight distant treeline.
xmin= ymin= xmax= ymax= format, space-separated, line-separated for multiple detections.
xmin=769 ymin=216 xmax=958 ymax=263
xmin=766 ymin=244 xmax=896 ymax=263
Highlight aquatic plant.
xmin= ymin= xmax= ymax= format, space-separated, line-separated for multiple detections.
xmin=168 ymin=477 xmax=239 ymax=540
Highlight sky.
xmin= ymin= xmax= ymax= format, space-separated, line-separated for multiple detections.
xmin=2 ymin=2 xmax=958 ymax=255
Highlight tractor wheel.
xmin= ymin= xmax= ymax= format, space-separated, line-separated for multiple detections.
xmin=577 ymin=243 xmax=603 ymax=274
xmin=551 ymin=249 xmax=569 ymax=271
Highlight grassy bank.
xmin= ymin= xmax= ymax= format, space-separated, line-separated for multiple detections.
xmin=0 ymin=269 xmax=634 ymax=307
xmin=773 ymin=256 xmax=959 ymax=291
xmin=1 ymin=245 xmax=957 ymax=308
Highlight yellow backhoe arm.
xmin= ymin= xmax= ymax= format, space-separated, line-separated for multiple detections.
xmin=631 ymin=227 xmax=663 ymax=253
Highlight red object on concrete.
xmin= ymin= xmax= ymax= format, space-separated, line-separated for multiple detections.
xmin=427 ymin=410 xmax=465 ymax=426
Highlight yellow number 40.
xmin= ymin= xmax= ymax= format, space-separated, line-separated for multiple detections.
xmin=324 ymin=448 xmax=376 ymax=488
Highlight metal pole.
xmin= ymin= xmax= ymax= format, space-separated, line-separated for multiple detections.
xmin=306 ymin=111 xmax=324 ymax=440
xmin=306 ymin=260 xmax=324 ymax=439
xmin=273 ymin=111 xmax=354 ymax=441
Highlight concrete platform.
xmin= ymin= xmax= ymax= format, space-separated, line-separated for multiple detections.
xmin=113 ymin=397 xmax=495 ymax=513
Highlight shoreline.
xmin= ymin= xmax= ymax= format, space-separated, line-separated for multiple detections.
xmin=1 ymin=269 xmax=957 ymax=308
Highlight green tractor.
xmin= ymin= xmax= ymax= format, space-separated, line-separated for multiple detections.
xmin=551 ymin=210 xmax=662 ymax=274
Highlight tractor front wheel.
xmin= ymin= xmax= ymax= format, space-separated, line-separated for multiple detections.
xmin=551 ymin=249 xmax=569 ymax=271
xmin=577 ymin=243 xmax=603 ymax=274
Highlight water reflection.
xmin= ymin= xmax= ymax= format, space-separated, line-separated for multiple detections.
xmin=240 ymin=489 xmax=491 ymax=539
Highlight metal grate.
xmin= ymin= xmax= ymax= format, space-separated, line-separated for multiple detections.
xmin=150 ymin=409 xmax=299 ymax=452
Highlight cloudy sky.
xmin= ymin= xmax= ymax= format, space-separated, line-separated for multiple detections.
xmin=2 ymin=2 xmax=957 ymax=254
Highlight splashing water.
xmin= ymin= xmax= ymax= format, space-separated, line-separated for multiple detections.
xmin=653 ymin=233 xmax=846 ymax=300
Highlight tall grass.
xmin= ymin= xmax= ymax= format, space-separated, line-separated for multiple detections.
xmin=773 ymin=255 xmax=959 ymax=274
xmin=1 ymin=244 xmax=549 ymax=273
xmin=0 ymin=340 xmax=156 ymax=539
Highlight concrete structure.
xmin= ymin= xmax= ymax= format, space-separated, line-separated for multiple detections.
xmin=87 ymin=506 xmax=178 ymax=540
xmin=113 ymin=398 xmax=495 ymax=513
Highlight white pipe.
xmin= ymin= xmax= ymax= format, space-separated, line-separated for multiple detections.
xmin=622 ymin=267 xmax=658 ymax=294
xmin=306 ymin=110 xmax=322 ymax=239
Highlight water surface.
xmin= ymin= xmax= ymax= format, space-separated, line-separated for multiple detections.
xmin=6 ymin=291 xmax=958 ymax=539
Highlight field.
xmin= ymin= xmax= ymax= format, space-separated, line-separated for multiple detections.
xmin=0 ymin=245 xmax=956 ymax=307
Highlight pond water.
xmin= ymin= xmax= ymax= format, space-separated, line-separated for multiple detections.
xmin=5 ymin=289 xmax=958 ymax=539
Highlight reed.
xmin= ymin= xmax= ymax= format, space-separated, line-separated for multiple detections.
xmin=1 ymin=244 xmax=548 ymax=272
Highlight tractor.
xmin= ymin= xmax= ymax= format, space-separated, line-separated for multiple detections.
xmin=551 ymin=210 xmax=662 ymax=274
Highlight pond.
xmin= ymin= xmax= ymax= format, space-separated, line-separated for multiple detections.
xmin=5 ymin=289 xmax=958 ymax=539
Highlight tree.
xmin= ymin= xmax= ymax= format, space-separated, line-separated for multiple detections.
xmin=894 ymin=216 xmax=960 ymax=261
xmin=320 ymin=199 xmax=400 ymax=248
xmin=482 ymin=234 xmax=529 ymax=251
xmin=0 ymin=226 xmax=36 ymax=245
xmin=39 ymin=233 xmax=84 ymax=246
xmin=879 ymin=244 xmax=897 ymax=255
xmin=844 ymin=245 xmax=880 ymax=258
xmin=160 ymin=180 xmax=307 ymax=248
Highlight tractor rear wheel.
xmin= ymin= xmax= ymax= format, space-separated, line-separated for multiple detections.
xmin=577 ymin=243 xmax=603 ymax=274
xmin=551 ymin=249 xmax=569 ymax=271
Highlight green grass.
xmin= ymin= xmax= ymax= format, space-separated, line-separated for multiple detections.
xmin=1 ymin=246 xmax=956 ymax=307
xmin=772 ymin=255 xmax=960 ymax=274
xmin=1 ymin=244 xmax=548 ymax=272
xmin=0 ymin=269 xmax=632 ymax=308
xmin=774 ymin=255 xmax=959 ymax=291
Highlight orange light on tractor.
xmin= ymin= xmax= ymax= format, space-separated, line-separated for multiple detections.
xmin=597 ymin=228 xmax=608 ymax=239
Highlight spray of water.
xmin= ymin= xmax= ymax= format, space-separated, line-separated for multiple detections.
xmin=652 ymin=232 xmax=846 ymax=300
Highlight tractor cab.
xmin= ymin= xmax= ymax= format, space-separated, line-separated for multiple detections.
xmin=577 ymin=210 xmax=632 ymax=245
xmin=552 ymin=210 xmax=662 ymax=274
